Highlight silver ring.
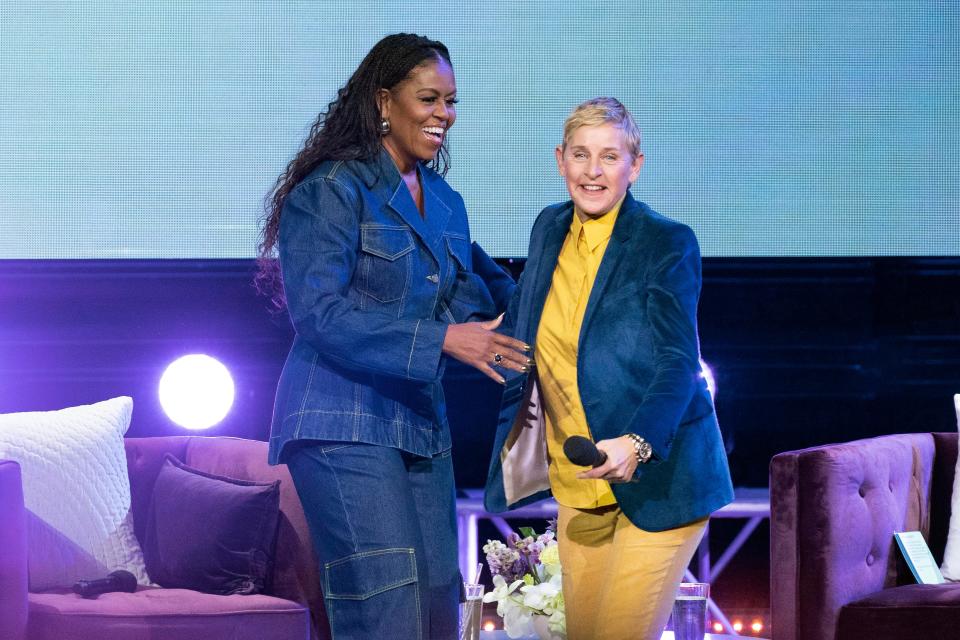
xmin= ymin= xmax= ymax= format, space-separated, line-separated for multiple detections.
xmin=493 ymin=353 xmax=503 ymax=365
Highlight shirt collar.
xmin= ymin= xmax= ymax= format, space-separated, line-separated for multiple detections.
xmin=571 ymin=195 xmax=625 ymax=252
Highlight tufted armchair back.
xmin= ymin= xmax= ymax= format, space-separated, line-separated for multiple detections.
xmin=770 ymin=432 xmax=958 ymax=640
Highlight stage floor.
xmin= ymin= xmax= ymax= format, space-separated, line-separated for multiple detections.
xmin=480 ymin=632 xmax=763 ymax=639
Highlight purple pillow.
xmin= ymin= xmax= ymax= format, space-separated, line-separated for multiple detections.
xmin=143 ymin=454 xmax=280 ymax=595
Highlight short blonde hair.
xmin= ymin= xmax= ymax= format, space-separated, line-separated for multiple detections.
xmin=561 ymin=97 xmax=641 ymax=157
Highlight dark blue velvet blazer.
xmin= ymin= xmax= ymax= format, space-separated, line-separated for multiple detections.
xmin=483 ymin=192 xmax=733 ymax=531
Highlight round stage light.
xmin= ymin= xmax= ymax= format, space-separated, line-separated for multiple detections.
xmin=159 ymin=354 xmax=234 ymax=430
xmin=699 ymin=358 xmax=717 ymax=398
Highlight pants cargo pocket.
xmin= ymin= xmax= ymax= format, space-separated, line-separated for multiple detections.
xmin=323 ymin=547 xmax=422 ymax=639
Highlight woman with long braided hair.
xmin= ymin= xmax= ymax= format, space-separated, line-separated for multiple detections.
xmin=257 ymin=34 xmax=527 ymax=638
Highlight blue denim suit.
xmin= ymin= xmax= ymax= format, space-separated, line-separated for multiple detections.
xmin=484 ymin=192 xmax=733 ymax=532
xmin=269 ymin=149 xmax=508 ymax=639
xmin=268 ymin=149 xmax=502 ymax=465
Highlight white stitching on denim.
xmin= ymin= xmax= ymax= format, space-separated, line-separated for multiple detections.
xmin=428 ymin=255 xmax=442 ymax=321
xmin=320 ymin=447 xmax=359 ymax=554
xmin=412 ymin=547 xmax=422 ymax=639
xmin=358 ymin=227 xmax=413 ymax=303
xmin=398 ymin=251 xmax=410 ymax=319
xmin=292 ymin=351 xmax=319 ymax=440
xmin=323 ymin=548 xmax=418 ymax=599
xmin=438 ymin=300 xmax=456 ymax=324
xmin=407 ymin=320 xmax=421 ymax=379
xmin=295 ymin=166 xmax=358 ymax=206
xmin=281 ymin=409 xmax=436 ymax=432
xmin=353 ymin=379 xmax=362 ymax=441
xmin=359 ymin=226 xmax=415 ymax=261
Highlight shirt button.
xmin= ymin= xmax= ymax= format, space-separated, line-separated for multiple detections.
xmin=426 ymin=274 xmax=439 ymax=283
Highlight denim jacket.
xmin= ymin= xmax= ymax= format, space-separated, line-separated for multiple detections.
xmin=268 ymin=149 xmax=508 ymax=464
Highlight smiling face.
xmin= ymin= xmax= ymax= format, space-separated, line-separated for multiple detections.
xmin=378 ymin=57 xmax=457 ymax=174
xmin=556 ymin=123 xmax=644 ymax=221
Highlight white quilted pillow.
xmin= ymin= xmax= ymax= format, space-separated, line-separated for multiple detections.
xmin=0 ymin=397 xmax=151 ymax=590
xmin=940 ymin=394 xmax=960 ymax=580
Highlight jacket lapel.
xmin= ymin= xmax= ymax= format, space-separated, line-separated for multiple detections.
xmin=381 ymin=152 xmax=445 ymax=266
xmin=519 ymin=204 xmax=573 ymax=344
xmin=419 ymin=171 xmax=453 ymax=254
xmin=579 ymin=191 xmax=642 ymax=341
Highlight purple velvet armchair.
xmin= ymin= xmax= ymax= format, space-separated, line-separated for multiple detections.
xmin=0 ymin=436 xmax=330 ymax=640
xmin=770 ymin=432 xmax=960 ymax=640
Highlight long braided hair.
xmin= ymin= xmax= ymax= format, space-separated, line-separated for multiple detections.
xmin=256 ymin=33 xmax=452 ymax=309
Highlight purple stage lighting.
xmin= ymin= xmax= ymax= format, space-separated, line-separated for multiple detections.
xmin=699 ymin=358 xmax=717 ymax=398
xmin=158 ymin=354 xmax=235 ymax=430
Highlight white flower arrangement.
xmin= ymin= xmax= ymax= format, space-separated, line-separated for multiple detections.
xmin=482 ymin=524 xmax=566 ymax=639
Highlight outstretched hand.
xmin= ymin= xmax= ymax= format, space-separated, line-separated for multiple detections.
xmin=442 ymin=314 xmax=531 ymax=384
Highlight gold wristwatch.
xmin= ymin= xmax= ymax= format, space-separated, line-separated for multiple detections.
xmin=626 ymin=433 xmax=653 ymax=464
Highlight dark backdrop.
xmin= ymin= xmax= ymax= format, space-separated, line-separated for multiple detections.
xmin=3 ymin=257 xmax=956 ymax=489
xmin=3 ymin=257 xmax=958 ymax=619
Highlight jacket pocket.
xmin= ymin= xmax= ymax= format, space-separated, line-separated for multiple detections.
xmin=358 ymin=225 xmax=414 ymax=304
xmin=445 ymin=234 xmax=471 ymax=271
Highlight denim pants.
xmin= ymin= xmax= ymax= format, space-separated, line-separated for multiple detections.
xmin=287 ymin=442 xmax=460 ymax=640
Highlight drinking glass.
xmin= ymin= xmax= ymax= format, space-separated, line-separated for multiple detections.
xmin=672 ymin=582 xmax=709 ymax=640
xmin=459 ymin=583 xmax=485 ymax=640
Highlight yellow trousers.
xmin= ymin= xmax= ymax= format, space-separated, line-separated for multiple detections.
xmin=557 ymin=503 xmax=708 ymax=640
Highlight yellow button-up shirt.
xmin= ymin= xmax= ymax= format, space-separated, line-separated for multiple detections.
xmin=536 ymin=198 xmax=624 ymax=509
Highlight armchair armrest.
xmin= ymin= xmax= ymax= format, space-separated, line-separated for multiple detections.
xmin=770 ymin=433 xmax=935 ymax=640
xmin=0 ymin=459 xmax=28 ymax=640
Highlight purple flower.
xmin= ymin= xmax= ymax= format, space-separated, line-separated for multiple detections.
xmin=484 ymin=522 xmax=559 ymax=586
xmin=546 ymin=518 xmax=558 ymax=535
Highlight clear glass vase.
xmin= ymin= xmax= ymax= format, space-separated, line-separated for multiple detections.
xmin=532 ymin=614 xmax=565 ymax=640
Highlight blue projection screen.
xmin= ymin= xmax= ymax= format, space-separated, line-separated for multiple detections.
xmin=1 ymin=1 xmax=957 ymax=258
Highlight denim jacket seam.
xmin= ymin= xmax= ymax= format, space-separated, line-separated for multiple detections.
xmin=292 ymin=351 xmax=319 ymax=440
xmin=353 ymin=378 xmax=362 ymax=440
xmin=295 ymin=163 xmax=358 ymax=205
xmin=284 ymin=408 xmax=426 ymax=420
xmin=399 ymin=252 xmax=410 ymax=317
xmin=429 ymin=259 xmax=443 ymax=321
xmin=360 ymin=223 xmax=411 ymax=230
xmin=323 ymin=160 xmax=347 ymax=183
xmin=406 ymin=319 xmax=421 ymax=379
xmin=438 ymin=299 xmax=456 ymax=324
xmin=359 ymin=225 xmax=415 ymax=261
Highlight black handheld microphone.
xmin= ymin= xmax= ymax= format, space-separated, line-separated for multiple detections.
xmin=563 ymin=435 xmax=607 ymax=467
xmin=72 ymin=569 xmax=138 ymax=598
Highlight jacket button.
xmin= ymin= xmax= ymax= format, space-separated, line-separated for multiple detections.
xmin=426 ymin=274 xmax=439 ymax=283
